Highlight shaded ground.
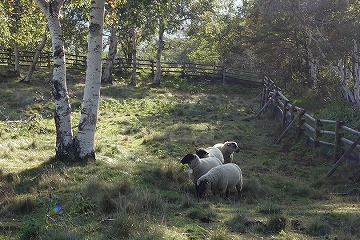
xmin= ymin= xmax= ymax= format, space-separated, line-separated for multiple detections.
xmin=0 ymin=67 xmax=359 ymax=239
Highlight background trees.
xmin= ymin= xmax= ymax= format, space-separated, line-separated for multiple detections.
xmin=1 ymin=0 xmax=360 ymax=160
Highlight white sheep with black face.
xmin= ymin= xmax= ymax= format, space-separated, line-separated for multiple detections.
xmin=195 ymin=147 xmax=224 ymax=163
xmin=213 ymin=141 xmax=240 ymax=163
xmin=181 ymin=153 xmax=222 ymax=186
xmin=196 ymin=163 xmax=242 ymax=199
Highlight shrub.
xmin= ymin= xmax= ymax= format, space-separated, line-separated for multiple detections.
xmin=266 ymin=215 xmax=287 ymax=233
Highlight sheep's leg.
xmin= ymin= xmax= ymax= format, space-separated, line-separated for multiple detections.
xmin=225 ymin=188 xmax=230 ymax=198
xmin=236 ymin=183 xmax=242 ymax=198
xmin=211 ymin=186 xmax=217 ymax=196
xmin=195 ymin=184 xmax=200 ymax=198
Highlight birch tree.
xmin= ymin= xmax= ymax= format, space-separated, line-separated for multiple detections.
xmin=102 ymin=24 xmax=118 ymax=84
xmin=153 ymin=21 xmax=165 ymax=86
xmin=353 ymin=40 xmax=360 ymax=103
xmin=1 ymin=0 xmax=46 ymax=76
xmin=74 ymin=0 xmax=105 ymax=159
xmin=35 ymin=0 xmax=105 ymax=161
xmin=21 ymin=29 xmax=48 ymax=84
xmin=102 ymin=0 xmax=119 ymax=84
xmin=333 ymin=59 xmax=354 ymax=102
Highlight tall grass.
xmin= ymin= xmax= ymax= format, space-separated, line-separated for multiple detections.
xmin=0 ymin=67 xmax=359 ymax=239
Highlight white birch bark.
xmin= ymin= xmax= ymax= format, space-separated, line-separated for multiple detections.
xmin=130 ymin=28 xmax=137 ymax=86
xmin=353 ymin=40 xmax=360 ymax=103
xmin=153 ymin=22 xmax=165 ymax=86
xmin=22 ymin=30 xmax=47 ymax=83
xmin=101 ymin=24 xmax=117 ymax=84
xmin=75 ymin=0 xmax=105 ymax=160
xmin=307 ymin=32 xmax=318 ymax=88
xmin=35 ymin=0 xmax=73 ymax=158
xmin=333 ymin=59 xmax=354 ymax=102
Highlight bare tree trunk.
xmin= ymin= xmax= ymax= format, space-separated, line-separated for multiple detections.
xmin=153 ymin=21 xmax=165 ymax=87
xmin=129 ymin=28 xmax=137 ymax=86
xmin=307 ymin=33 xmax=318 ymax=88
xmin=102 ymin=24 xmax=118 ymax=84
xmin=13 ymin=42 xmax=20 ymax=76
xmin=334 ymin=59 xmax=354 ymax=102
xmin=353 ymin=40 xmax=360 ymax=103
xmin=12 ymin=0 xmax=20 ymax=76
xmin=22 ymin=30 xmax=47 ymax=83
xmin=35 ymin=0 xmax=73 ymax=160
xmin=74 ymin=0 xmax=105 ymax=160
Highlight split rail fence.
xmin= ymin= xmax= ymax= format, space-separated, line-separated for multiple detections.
xmin=0 ymin=48 xmax=261 ymax=86
xmin=258 ymin=76 xmax=360 ymax=177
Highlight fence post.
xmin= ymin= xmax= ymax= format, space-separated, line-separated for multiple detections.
xmin=333 ymin=121 xmax=343 ymax=162
xmin=263 ymin=83 xmax=270 ymax=107
xmin=150 ymin=59 xmax=154 ymax=75
xmin=47 ymin=52 xmax=51 ymax=69
xmin=271 ymin=92 xmax=277 ymax=118
xmin=296 ymin=110 xmax=305 ymax=141
xmin=117 ymin=58 xmax=123 ymax=74
xmin=314 ymin=119 xmax=321 ymax=148
xmin=7 ymin=48 xmax=12 ymax=67
xmin=281 ymin=100 xmax=289 ymax=129
xmin=181 ymin=62 xmax=186 ymax=79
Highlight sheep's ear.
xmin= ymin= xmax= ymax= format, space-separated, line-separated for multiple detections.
xmin=181 ymin=154 xmax=194 ymax=164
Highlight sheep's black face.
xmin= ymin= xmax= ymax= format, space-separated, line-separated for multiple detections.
xmin=181 ymin=154 xmax=194 ymax=165
xmin=197 ymin=179 xmax=209 ymax=198
xmin=196 ymin=149 xmax=209 ymax=158
xmin=227 ymin=142 xmax=240 ymax=153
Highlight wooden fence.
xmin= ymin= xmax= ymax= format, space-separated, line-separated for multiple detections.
xmin=0 ymin=48 xmax=261 ymax=86
xmin=258 ymin=76 xmax=360 ymax=177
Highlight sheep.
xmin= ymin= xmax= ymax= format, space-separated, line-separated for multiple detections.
xmin=181 ymin=153 xmax=222 ymax=186
xmin=196 ymin=163 xmax=243 ymax=199
xmin=213 ymin=141 xmax=240 ymax=163
xmin=195 ymin=147 xmax=224 ymax=163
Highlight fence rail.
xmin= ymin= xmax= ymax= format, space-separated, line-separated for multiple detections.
xmin=0 ymin=48 xmax=262 ymax=86
xmin=259 ymin=76 xmax=360 ymax=177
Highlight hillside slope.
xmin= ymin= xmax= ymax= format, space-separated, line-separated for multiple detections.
xmin=0 ymin=68 xmax=359 ymax=239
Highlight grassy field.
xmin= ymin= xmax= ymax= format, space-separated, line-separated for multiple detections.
xmin=0 ymin=66 xmax=359 ymax=240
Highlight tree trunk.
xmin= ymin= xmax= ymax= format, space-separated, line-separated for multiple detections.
xmin=334 ymin=59 xmax=354 ymax=102
xmin=129 ymin=28 xmax=137 ymax=86
xmin=307 ymin=33 xmax=318 ymax=88
xmin=102 ymin=24 xmax=118 ymax=84
xmin=35 ymin=0 xmax=73 ymax=160
xmin=12 ymin=0 xmax=20 ymax=76
xmin=153 ymin=22 xmax=165 ymax=87
xmin=13 ymin=42 xmax=20 ymax=76
xmin=74 ymin=0 xmax=105 ymax=160
xmin=22 ymin=30 xmax=47 ymax=83
xmin=353 ymin=40 xmax=360 ymax=103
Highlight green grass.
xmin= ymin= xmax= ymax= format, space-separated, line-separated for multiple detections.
xmin=0 ymin=66 xmax=359 ymax=239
